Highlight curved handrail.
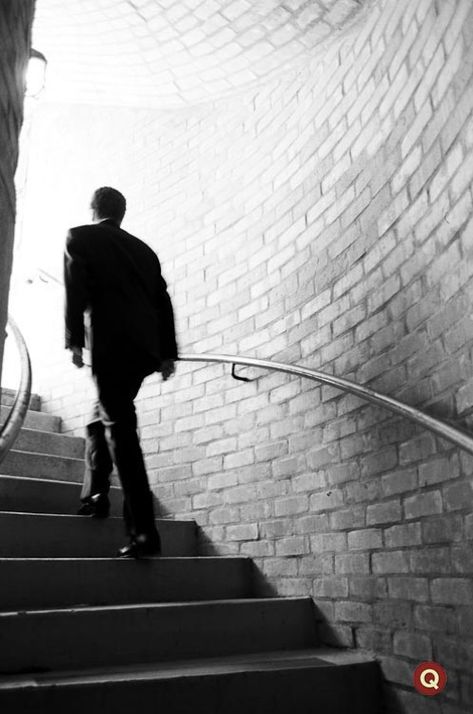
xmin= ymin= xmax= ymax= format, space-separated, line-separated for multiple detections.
xmin=178 ymin=352 xmax=473 ymax=455
xmin=0 ymin=316 xmax=32 ymax=465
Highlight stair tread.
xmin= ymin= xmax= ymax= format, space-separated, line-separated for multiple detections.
xmin=4 ymin=448 xmax=83 ymax=461
xmin=18 ymin=428 xmax=83 ymax=441
xmin=0 ymin=648 xmax=376 ymax=689
xmin=0 ymin=556 xmax=247 ymax=562
xmin=0 ymin=511 xmax=193 ymax=522
xmin=0 ymin=389 xmax=41 ymax=411
xmin=0 ymin=406 xmax=61 ymax=432
xmin=0 ymin=595 xmax=309 ymax=617
xmin=0 ymin=474 xmax=116 ymax=488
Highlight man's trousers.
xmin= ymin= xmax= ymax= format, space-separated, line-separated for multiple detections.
xmin=81 ymin=361 xmax=158 ymax=541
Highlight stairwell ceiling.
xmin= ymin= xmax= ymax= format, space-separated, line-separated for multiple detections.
xmin=32 ymin=0 xmax=366 ymax=108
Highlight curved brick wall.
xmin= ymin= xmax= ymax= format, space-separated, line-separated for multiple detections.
xmin=12 ymin=0 xmax=473 ymax=711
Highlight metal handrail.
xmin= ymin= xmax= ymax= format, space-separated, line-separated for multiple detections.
xmin=178 ymin=352 xmax=473 ymax=455
xmin=0 ymin=316 xmax=32 ymax=465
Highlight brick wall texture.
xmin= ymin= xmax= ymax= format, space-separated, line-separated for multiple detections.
xmin=11 ymin=0 xmax=473 ymax=711
xmin=0 ymin=0 xmax=34 ymax=387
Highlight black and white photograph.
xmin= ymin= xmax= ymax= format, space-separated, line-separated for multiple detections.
xmin=0 ymin=1 xmax=472 ymax=712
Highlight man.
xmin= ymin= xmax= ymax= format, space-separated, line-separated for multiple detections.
xmin=64 ymin=187 xmax=178 ymax=558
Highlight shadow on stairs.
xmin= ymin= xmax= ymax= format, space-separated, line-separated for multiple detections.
xmin=0 ymin=389 xmax=381 ymax=713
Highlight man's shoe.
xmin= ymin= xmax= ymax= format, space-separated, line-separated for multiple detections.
xmin=117 ymin=534 xmax=161 ymax=559
xmin=77 ymin=494 xmax=110 ymax=518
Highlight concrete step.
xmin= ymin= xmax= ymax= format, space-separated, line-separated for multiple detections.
xmin=13 ymin=428 xmax=84 ymax=459
xmin=0 ymin=649 xmax=381 ymax=714
xmin=0 ymin=512 xmax=197 ymax=558
xmin=0 ymin=388 xmax=41 ymax=411
xmin=0 ymin=450 xmax=83 ymax=482
xmin=0 ymin=405 xmax=61 ymax=433
xmin=0 ymin=557 xmax=253 ymax=610
xmin=0 ymin=475 xmax=122 ymax=515
xmin=0 ymin=597 xmax=317 ymax=674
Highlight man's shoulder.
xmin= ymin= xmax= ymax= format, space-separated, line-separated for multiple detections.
xmin=66 ymin=224 xmax=160 ymax=263
xmin=67 ymin=223 xmax=98 ymax=241
xmin=119 ymin=229 xmax=160 ymax=261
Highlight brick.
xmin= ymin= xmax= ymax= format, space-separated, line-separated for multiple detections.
xmin=241 ymin=540 xmax=274 ymax=557
xmin=223 ymin=449 xmax=254 ymax=469
xmin=311 ymin=531 xmax=347 ymax=553
xmin=330 ymin=507 xmax=365 ymax=531
xmin=262 ymin=557 xmax=298 ymax=578
xmin=335 ymin=553 xmax=369 ymax=574
xmin=356 ymin=626 xmax=392 ymax=653
xmin=432 ymin=635 xmax=473 ymax=671
xmin=431 ymin=578 xmax=473 ymax=604
xmin=306 ymin=444 xmax=340 ymax=469
xmin=207 ymin=471 xmax=238 ymax=490
xmin=193 ymin=491 xmax=224 ymax=509
xmin=225 ymin=483 xmax=257 ymax=504
xmin=361 ymin=447 xmax=398 ymax=477
xmin=348 ymin=529 xmax=383 ymax=550
xmin=367 ymin=500 xmax=402 ymax=525
xmin=401 ymin=101 xmax=433 ymax=158
xmin=393 ymin=630 xmax=433 ymax=661
xmin=274 ymin=495 xmax=309 ymax=517
xmin=192 ymin=456 xmax=223 ymax=476
xmin=293 ymin=471 xmax=327 ymax=492
xmin=367 ymin=274 xmax=401 ymax=313
xmin=443 ymin=481 xmax=473 ymax=511
xmin=387 ymin=577 xmax=430 ymax=602
xmin=429 ymin=142 xmax=463 ymax=201
xmin=372 ymin=550 xmax=410 ymax=574
xmin=399 ymin=433 xmax=436 ymax=465
xmin=299 ymin=553 xmax=334 ymax=576
xmin=414 ymin=604 xmax=457 ymax=633
xmin=226 ymin=523 xmax=259 ymax=541
xmin=380 ymin=657 xmax=412 ymax=688
xmin=381 ymin=469 xmax=418 ymax=496
xmin=332 ymin=304 xmax=366 ymax=337
xmin=419 ymin=455 xmax=459 ymax=486
xmin=422 ymin=515 xmax=464 ymax=544
xmin=451 ymin=544 xmax=473 ymax=574
xmin=335 ymin=601 xmax=372 ymax=623
xmin=310 ymin=489 xmax=344 ymax=513
xmin=275 ymin=536 xmax=307 ymax=556
xmin=312 ymin=576 xmax=349 ymax=599
xmin=404 ymin=490 xmax=443 ymax=519
xmin=385 ymin=522 xmax=421 ymax=548
xmin=209 ymin=507 xmax=240 ymax=525
xmin=410 ymin=547 xmax=451 ymax=574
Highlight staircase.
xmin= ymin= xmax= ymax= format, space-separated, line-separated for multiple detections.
xmin=0 ymin=388 xmax=381 ymax=713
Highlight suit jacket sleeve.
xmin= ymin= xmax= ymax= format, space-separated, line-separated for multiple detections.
xmin=64 ymin=231 xmax=89 ymax=349
xmin=156 ymin=263 xmax=178 ymax=361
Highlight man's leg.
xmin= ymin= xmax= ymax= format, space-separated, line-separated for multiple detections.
xmin=94 ymin=366 xmax=160 ymax=555
xmin=78 ymin=401 xmax=112 ymax=517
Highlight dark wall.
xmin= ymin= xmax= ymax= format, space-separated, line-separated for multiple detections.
xmin=0 ymin=0 xmax=35 ymax=387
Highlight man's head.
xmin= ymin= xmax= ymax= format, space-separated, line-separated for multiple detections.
xmin=90 ymin=187 xmax=126 ymax=225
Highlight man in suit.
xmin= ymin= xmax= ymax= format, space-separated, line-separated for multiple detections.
xmin=64 ymin=186 xmax=178 ymax=558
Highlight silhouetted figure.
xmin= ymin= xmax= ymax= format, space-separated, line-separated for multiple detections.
xmin=64 ymin=187 xmax=178 ymax=558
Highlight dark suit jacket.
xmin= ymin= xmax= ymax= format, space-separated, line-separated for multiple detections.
xmin=64 ymin=219 xmax=178 ymax=374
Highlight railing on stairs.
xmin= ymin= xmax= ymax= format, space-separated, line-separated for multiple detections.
xmin=1 ymin=310 xmax=472 ymax=464
xmin=178 ymin=353 xmax=473 ymax=456
xmin=0 ymin=316 xmax=32 ymax=465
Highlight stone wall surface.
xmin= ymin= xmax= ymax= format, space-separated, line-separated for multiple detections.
xmin=11 ymin=0 xmax=473 ymax=711
xmin=0 ymin=0 xmax=34 ymax=387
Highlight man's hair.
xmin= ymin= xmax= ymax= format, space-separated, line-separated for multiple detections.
xmin=91 ymin=187 xmax=126 ymax=222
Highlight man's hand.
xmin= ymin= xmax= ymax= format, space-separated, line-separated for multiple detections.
xmin=71 ymin=346 xmax=84 ymax=368
xmin=161 ymin=359 xmax=175 ymax=381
